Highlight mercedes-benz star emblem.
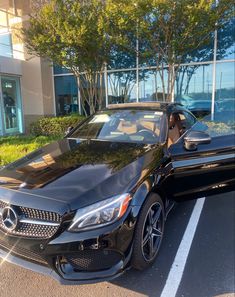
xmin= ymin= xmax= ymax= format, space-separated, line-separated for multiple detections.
xmin=1 ymin=207 xmax=18 ymax=231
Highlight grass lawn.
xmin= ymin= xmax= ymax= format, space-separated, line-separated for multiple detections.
xmin=0 ymin=135 xmax=61 ymax=167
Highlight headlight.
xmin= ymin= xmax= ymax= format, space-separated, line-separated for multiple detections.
xmin=68 ymin=193 xmax=132 ymax=232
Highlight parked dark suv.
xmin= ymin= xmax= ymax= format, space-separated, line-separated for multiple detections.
xmin=0 ymin=102 xmax=234 ymax=284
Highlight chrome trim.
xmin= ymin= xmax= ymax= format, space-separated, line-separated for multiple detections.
xmin=1 ymin=206 xmax=18 ymax=231
xmin=19 ymin=219 xmax=60 ymax=227
xmin=184 ymin=136 xmax=211 ymax=143
xmin=173 ymin=153 xmax=235 ymax=168
xmin=0 ymin=210 xmax=60 ymax=227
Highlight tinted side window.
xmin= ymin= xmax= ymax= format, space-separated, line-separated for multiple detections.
xmin=167 ymin=111 xmax=196 ymax=148
xmin=182 ymin=111 xmax=196 ymax=129
xmin=173 ymin=111 xmax=196 ymax=135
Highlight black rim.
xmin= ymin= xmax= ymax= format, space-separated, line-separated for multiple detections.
xmin=141 ymin=202 xmax=163 ymax=262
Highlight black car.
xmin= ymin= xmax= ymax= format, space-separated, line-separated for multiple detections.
xmin=0 ymin=102 xmax=234 ymax=284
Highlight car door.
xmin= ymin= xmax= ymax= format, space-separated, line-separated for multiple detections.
xmin=162 ymin=113 xmax=235 ymax=202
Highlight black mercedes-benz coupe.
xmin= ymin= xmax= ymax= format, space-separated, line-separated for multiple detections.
xmin=0 ymin=102 xmax=234 ymax=284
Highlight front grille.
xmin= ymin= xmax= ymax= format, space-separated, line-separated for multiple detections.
xmin=19 ymin=206 xmax=61 ymax=223
xmin=9 ymin=222 xmax=60 ymax=238
xmin=66 ymin=250 xmax=123 ymax=272
xmin=0 ymin=237 xmax=48 ymax=266
xmin=0 ymin=200 xmax=62 ymax=239
xmin=0 ymin=201 xmax=8 ymax=209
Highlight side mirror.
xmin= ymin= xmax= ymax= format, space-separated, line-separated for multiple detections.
xmin=184 ymin=130 xmax=211 ymax=151
xmin=65 ymin=126 xmax=74 ymax=137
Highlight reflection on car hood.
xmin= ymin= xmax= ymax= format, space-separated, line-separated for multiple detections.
xmin=0 ymin=138 xmax=163 ymax=209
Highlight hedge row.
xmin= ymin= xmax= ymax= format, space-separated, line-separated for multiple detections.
xmin=30 ymin=114 xmax=86 ymax=136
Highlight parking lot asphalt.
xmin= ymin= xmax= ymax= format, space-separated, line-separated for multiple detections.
xmin=0 ymin=192 xmax=234 ymax=297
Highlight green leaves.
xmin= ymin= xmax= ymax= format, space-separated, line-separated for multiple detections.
xmin=23 ymin=0 xmax=112 ymax=113
xmin=23 ymin=0 xmax=234 ymax=105
xmin=104 ymin=0 xmax=234 ymax=100
xmin=23 ymin=0 xmax=109 ymax=72
xmin=30 ymin=115 xmax=85 ymax=137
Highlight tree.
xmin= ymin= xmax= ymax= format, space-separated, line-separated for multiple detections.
xmin=23 ymin=0 xmax=110 ymax=115
xmin=104 ymin=0 xmax=234 ymax=101
xmin=23 ymin=0 xmax=234 ymax=109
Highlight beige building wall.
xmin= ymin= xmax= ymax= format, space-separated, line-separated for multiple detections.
xmin=0 ymin=0 xmax=55 ymax=133
xmin=41 ymin=59 xmax=55 ymax=116
xmin=21 ymin=57 xmax=55 ymax=131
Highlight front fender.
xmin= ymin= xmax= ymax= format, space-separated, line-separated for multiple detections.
xmin=131 ymin=176 xmax=153 ymax=207
xmin=130 ymin=171 xmax=169 ymax=220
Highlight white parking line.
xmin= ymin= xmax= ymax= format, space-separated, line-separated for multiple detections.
xmin=160 ymin=197 xmax=206 ymax=297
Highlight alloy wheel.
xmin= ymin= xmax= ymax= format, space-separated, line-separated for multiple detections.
xmin=141 ymin=202 xmax=164 ymax=262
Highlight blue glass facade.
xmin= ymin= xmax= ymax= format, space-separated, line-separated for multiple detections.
xmin=175 ymin=64 xmax=213 ymax=102
xmin=216 ymin=62 xmax=235 ymax=100
xmin=217 ymin=18 xmax=235 ymax=60
xmin=53 ymin=17 xmax=235 ymax=119
xmin=54 ymin=76 xmax=79 ymax=116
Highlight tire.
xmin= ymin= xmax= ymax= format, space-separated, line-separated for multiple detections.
xmin=131 ymin=193 xmax=165 ymax=270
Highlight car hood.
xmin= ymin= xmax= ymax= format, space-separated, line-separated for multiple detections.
xmin=0 ymin=138 xmax=163 ymax=210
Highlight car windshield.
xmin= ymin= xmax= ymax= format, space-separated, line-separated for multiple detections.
xmin=69 ymin=110 xmax=166 ymax=144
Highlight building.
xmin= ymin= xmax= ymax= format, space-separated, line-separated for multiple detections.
xmin=0 ymin=1 xmax=54 ymax=136
xmin=0 ymin=1 xmax=234 ymax=136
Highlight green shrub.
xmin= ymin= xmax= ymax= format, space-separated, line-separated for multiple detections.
xmin=30 ymin=114 xmax=85 ymax=136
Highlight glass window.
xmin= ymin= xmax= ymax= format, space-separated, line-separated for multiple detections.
xmin=54 ymin=76 xmax=78 ymax=116
xmin=182 ymin=111 xmax=197 ymax=128
xmin=139 ymin=70 xmax=157 ymax=102
xmin=167 ymin=110 xmax=197 ymax=148
xmin=168 ymin=113 xmax=181 ymax=147
xmin=53 ymin=65 xmax=72 ymax=75
xmin=216 ymin=62 xmax=235 ymax=101
xmin=70 ymin=109 xmax=165 ymax=144
xmin=108 ymin=70 xmax=137 ymax=104
xmin=192 ymin=64 xmax=235 ymax=137
xmin=139 ymin=68 xmax=169 ymax=102
xmin=0 ymin=9 xmax=13 ymax=58
xmin=217 ymin=18 xmax=235 ymax=61
xmin=175 ymin=64 xmax=213 ymax=117
xmin=0 ymin=76 xmax=23 ymax=135
xmin=0 ymin=33 xmax=13 ymax=58
xmin=215 ymin=61 xmax=235 ymax=123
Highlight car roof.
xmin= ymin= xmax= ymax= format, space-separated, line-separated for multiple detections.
xmin=107 ymin=102 xmax=183 ymax=113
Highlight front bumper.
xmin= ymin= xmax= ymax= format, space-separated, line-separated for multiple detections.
xmin=0 ymin=208 xmax=137 ymax=285
xmin=0 ymin=247 xmax=129 ymax=285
